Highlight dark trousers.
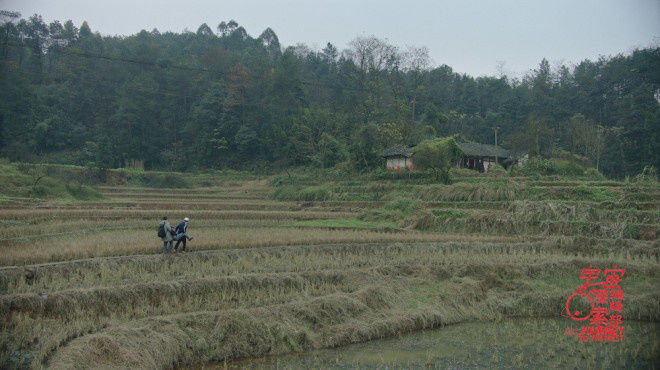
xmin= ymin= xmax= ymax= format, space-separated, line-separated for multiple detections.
xmin=174 ymin=235 xmax=187 ymax=251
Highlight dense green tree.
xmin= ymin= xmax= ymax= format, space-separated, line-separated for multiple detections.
xmin=350 ymin=124 xmax=381 ymax=170
xmin=413 ymin=136 xmax=462 ymax=183
xmin=0 ymin=12 xmax=657 ymax=178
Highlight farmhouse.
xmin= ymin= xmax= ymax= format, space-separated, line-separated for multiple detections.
xmin=381 ymin=145 xmax=416 ymax=171
xmin=457 ymin=142 xmax=511 ymax=172
xmin=382 ymin=142 xmax=525 ymax=173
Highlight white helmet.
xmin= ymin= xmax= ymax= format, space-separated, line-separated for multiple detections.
xmin=184 ymin=217 xmax=190 ymax=222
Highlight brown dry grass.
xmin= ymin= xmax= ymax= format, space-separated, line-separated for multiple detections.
xmin=0 ymin=226 xmax=522 ymax=266
xmin=3 ymin=242 xmax=657 ymax=368
xmin=0 ymin=178 xmax=657 ymax=368
xmin=0 ymin=208 xmax=354 ymax=222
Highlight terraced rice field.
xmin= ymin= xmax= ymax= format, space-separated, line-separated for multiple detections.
xmin=0 ymin=176 xmax=658 ymax=368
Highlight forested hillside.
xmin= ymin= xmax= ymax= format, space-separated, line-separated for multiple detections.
xmin=0 ymin=12 xmax=658 ymax=178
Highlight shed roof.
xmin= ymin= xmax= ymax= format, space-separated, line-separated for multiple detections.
xmin=381 ymin=145 xmax=413 ymax=158
xmin=458 ymin=142 xmax=510 ymax=158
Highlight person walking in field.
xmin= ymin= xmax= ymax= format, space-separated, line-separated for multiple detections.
xmin=158 ymin=216 xmax=176 ymax=254
xmin=173 ymin=217 xmax=193 ymax=253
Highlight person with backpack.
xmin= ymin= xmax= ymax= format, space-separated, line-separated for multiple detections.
xmin=158 ymin=216 xmax=176 ymax=254
xmin=173 ymin=217 xmax=193 ymax=253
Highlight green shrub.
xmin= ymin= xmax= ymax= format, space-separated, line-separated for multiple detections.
xmin=623 ymin=224 xmax=640 ymax=239
xmin=195 ymin=177 xmax=219 ymax=187
xmin=383 ymin=198 xmax=422 ymax=214
xmin=269 ymin=167 xmax=324 ymax=186
xmin=634 ymin=166 xmax=657 ymax=183
xmin=488 ymin=163 xmax=506 ymax=175
xmin=269 ymin=173 xmax=300 ymax=186
xmin=371 ymin=168 xmax=431 ymax=181
xmin=572 ymin=185 xmax=618 ymax=202
xmin=30 ymin=185 xmax=51 ymax=198
xmin=402 ymin=210 xmax=438 ymax=231
xmin=65 ymin=184 xmax=103 ymax=200
xmin=271 ymin=185 xmax=333 ymax=201
xmin=412 ymin=137 xmax=462 ymax=184
xmin=553 ymin=160 xmax=588 ymax=176
xmin=511 ymin=157 xmax=593 ymax=178
xmin=511 ymin=158 xmax=553 ymax=176
xmin=451 ymin=168 xmax=478 ymax=177
xmin=417 ymin=182 xmax=520 ymax=202
xmin=584 ymin=168 xmax=605 ymax=180
xmin=325 ymin=161 xmax=355 ymax=180
xmin=359 ymin=198 xmax=422 ymax=223
xmin=358 ymin=209 xmax=400 ymax=222
xmin=430 ymin=209 xmax=467 ymax=220
xmin=137 ymin=172 xmax=190 ymax=188
xmin=297 ymin=185 xmax=333 ymax=201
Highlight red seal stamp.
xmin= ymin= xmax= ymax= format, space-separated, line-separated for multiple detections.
xmin=563 ymin=265 xmax=625 ymax=342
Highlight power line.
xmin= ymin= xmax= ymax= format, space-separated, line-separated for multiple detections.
xmin=51 ymin=46 xmax=220 ymax=74
xmin=4 ymin=41 xmax=370 ymax=93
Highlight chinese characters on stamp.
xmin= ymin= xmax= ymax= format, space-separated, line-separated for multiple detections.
xmin=563 ymin=265 xmax=625 ymax=342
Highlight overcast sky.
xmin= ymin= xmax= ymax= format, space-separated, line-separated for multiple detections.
xmin=3 ymin=0 xmax=659 ymax=77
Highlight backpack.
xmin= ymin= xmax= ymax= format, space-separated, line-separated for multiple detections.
xmin=157 ymin=224 xmax=166 ymax=238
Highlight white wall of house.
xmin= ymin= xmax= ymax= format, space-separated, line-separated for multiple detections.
xmin=386 ymin=157 xmax=414 ymax=171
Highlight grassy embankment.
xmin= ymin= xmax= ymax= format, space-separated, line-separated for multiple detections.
xmin=0 ymin=164 xmax=657 ymax=368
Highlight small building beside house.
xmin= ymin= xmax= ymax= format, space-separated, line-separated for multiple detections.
xmin=381 ymin=145 xmax=417 ymax=171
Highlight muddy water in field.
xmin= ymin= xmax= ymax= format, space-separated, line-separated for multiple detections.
xmin=213 ymin=318 xmax=658 ymax=369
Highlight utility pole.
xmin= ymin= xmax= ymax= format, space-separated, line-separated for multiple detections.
xmin=493 ymin=126 xmax=500 ymax=164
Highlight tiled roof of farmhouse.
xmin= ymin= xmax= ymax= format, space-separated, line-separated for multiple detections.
xmin=458 ymin=142 xmax=511 ymax=158
xmin=381 ymin=145 xmax=413 ymax=158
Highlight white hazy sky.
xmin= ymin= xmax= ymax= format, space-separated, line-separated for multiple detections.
xmin=3 ymin=0 xmax=659 ymax=77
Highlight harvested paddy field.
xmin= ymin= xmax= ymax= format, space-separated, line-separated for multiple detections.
xmin=0 ymin=174 xmax=658 ymax=368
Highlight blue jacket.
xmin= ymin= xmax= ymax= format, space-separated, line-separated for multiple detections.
xmin=175 ymin=221 xmax=187 ymax=234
